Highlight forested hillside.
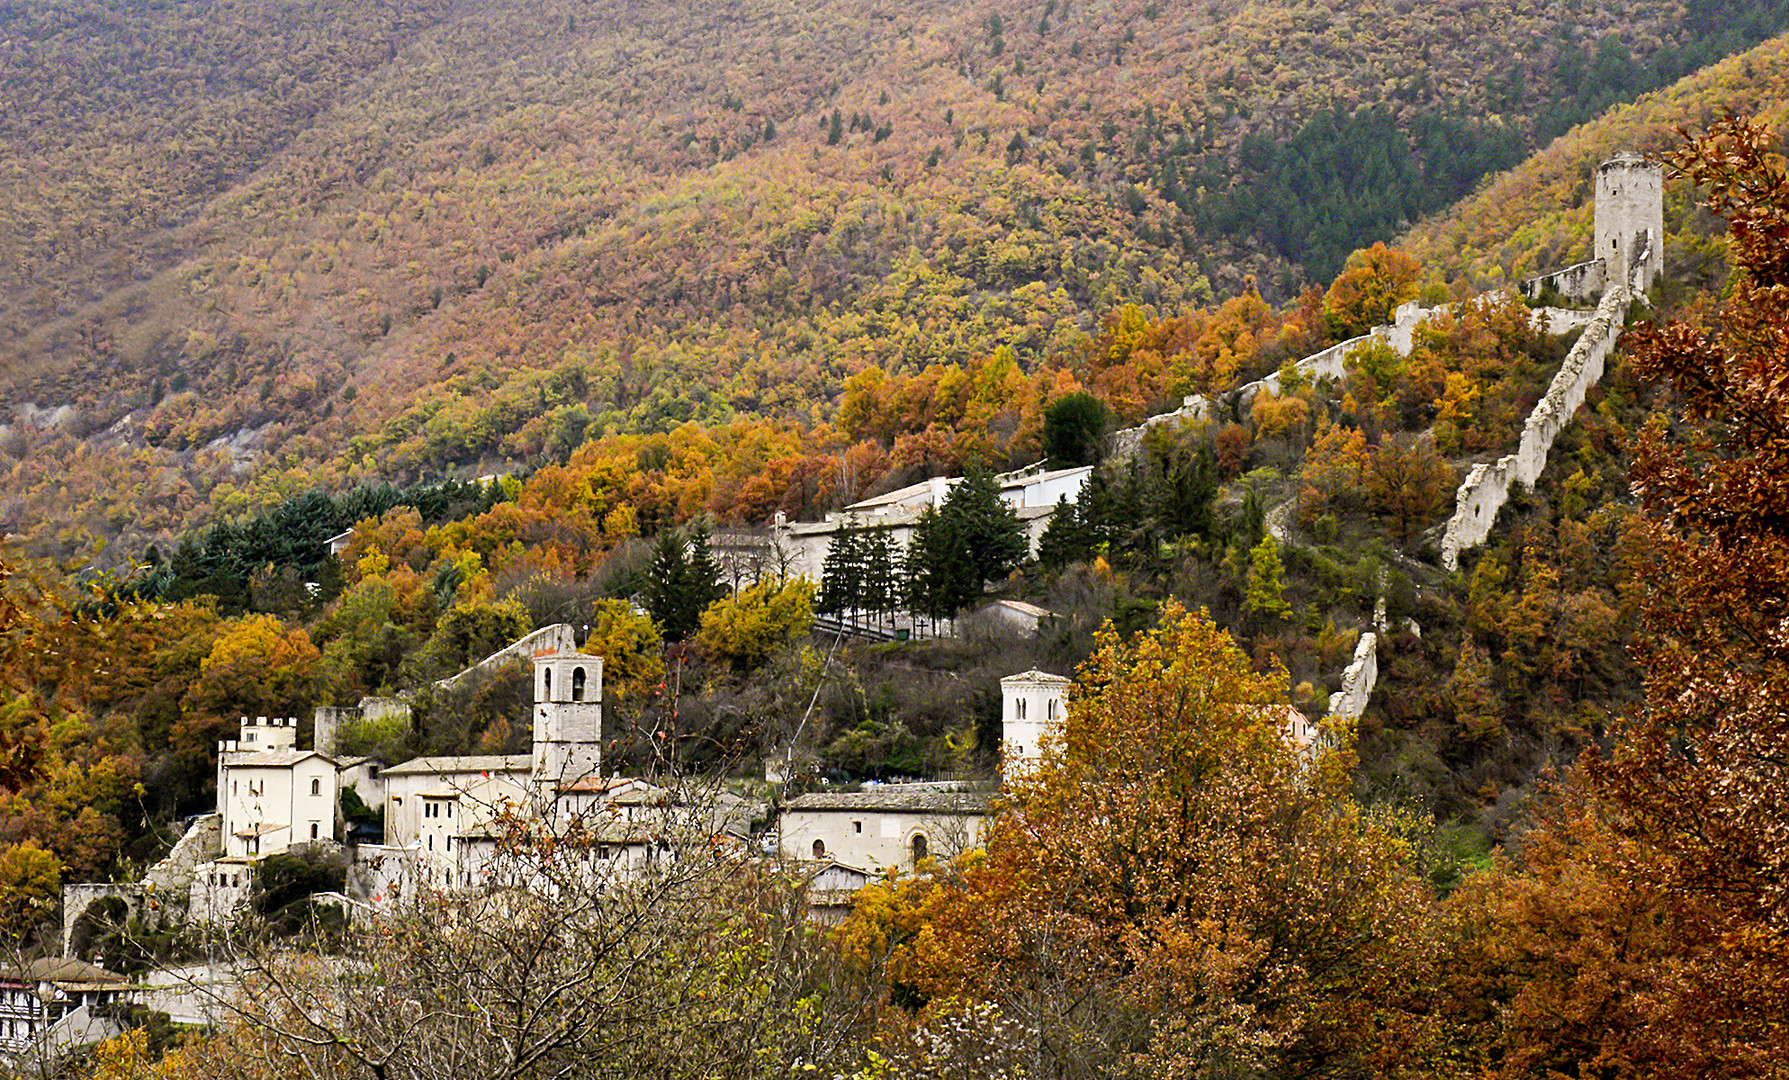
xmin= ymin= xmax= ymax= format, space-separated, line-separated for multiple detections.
xmin=5 ymin=0 xmax=1789 ymax=564
xmin=1 ymin=0 xmax=1787 ymax=1070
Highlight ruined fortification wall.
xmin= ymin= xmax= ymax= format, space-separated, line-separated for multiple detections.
xmin=62 ymin=814 xmax=221 ymax=955
xmin=1521 ymin=258 xmax=1606 ymax=304
xmin=1108 ymin=302 xmax=1439 ymax=459
xmin=61 ymin=883 xmax=144 ymax=957
xmin=1107 ymin=298 xmax=1592 ymax=462
xmin=1327 ymin=632 xmax=1379 ymax=722
xmin=1441 ymin=281 xmax=1631 ymax=570
xmin=143 ymin=813 xmax=221 ymax=895
xmin=435 ymin=622 xmax=578 ymax=691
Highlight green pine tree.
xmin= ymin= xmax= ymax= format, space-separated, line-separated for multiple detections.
xmin=1243 ymin=534 xmax=1291 ymax=624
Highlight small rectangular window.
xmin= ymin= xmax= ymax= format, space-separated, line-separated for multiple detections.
xmin=853 ymin=821 xmax=862 ymax=833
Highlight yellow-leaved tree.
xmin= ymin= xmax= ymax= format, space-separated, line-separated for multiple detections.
xmin=846 ymin=602 xmax=1435 ymax=1078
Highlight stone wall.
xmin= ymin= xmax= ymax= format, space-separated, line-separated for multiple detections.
xmin=60 ymin=883 xmax=144 ymax=958
xmin=1106 ymin=298 xmax=1596 ymax=463
xmin=435 ymin=622 xmax=579 ymax=691
xmin=61 ymin=814 xmax=221 ymax=955
xmin=1521 ymin=258 xmax=1606 ymax=304
xmin=1327 ymin=632 xmax=1379 ymax=721
xmin=1441 ymin=280 xmax=1632 ymax=570
xmin=1109 ymin=303 xmax=1438 ymax=460
xmin=142 ymin=813 xmax=220 ymax=895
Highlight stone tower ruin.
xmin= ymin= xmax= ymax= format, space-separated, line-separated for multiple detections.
xmin=1594 ymin=151 xmax=1665 ymax=293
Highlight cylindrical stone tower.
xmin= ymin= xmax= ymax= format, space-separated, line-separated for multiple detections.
xmin=1594 ymin=152 xmax=1665 ymax=293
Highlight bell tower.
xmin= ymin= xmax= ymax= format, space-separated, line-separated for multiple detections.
xmin=533 ymin=650 xmax=603 ymax=786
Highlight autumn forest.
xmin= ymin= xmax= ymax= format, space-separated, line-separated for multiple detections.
xmin=2 ymin=0 xmax=1789 ymax=1075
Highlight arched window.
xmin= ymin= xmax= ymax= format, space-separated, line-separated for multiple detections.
xmin=572 ymin=667 xmax=586 ymax=702
xmin=1016 ymin=698 xmax=1027 ymax=720
xmin=812 ymin=838 xmax=826 ymax=859
xmin=911 ymin=833 xmax=928 ymax=865
xmin=310 ymin=778 xmax=320 ymax=796
xmin=543 ymin=669 xmax=552 ymax=699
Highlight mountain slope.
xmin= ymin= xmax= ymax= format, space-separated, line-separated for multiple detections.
xmin=3 ymin=0 xmax=1789 ymax=559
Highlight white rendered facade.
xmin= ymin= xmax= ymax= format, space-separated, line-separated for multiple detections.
xmin=380 ymin=755 xmax=532 ymax=849
xmin=1000 ymin=669 xmax=1072 ymax=771
xmin=214 ymin=717 xmax=338 ymax=858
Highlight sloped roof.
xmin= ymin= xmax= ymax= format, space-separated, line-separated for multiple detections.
xmin=784 ymin=789 xmax=993 ymax=814
xmin=1 ymin=958 xmax=128 ymax=986
xmin=999 ymin=464 xmax=1093 ymax=489
xmin=222 ymin=750 xmax=334 ymax=768
xmin=1000 ymin=668 xmax=1071 ymax=685
xmin=381 ymin=754 xmax=533 ymax=777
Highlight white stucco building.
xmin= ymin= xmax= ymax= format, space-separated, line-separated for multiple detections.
xmin=189 ymin=715 xmax=343 ymax=920
xmin=214 ymin=718 xmax=339 ymax=857
xmin=1000 ymin=669 xmax=1072 ymax=772
xmin=774 ymin=462 xmax=1093 ymax=581
xmin=0 ymin=959 xmax=130 ymax=1063
xmin=380 ymin=754 xmax=533 ymax=850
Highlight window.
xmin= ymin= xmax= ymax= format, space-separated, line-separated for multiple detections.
xmin=572 ymin=666 xmax=586 ymax=701
xmin=446 ymin=802 xmax=453 ymax=818
xmin=812 ymin=838 xmax=826 ymax=858
xmin=310 ymin=823 xmax=319 ymax=841
xmin=543 ymin=668 xmax=552 ymax=698
xmin=1047 ymin=699 xmax=1058 ymax=720
xmin=853 ymin=820 xmax=862 ymax=834
xmin=311 ymin=778 xmax=320 ymax=796
xmin=911 ymin=833 xmax=928 ymax=865
xmin=427 ymin=836 xmax=433 ymax=851
xmin=1016 ymin=697 xmax=1027 ymax=720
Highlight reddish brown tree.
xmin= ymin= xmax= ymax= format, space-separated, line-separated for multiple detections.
xmin=1592 ymin=117 xmax=1789 ymax=1075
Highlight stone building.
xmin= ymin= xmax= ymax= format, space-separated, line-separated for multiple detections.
xmin=1594 ymin=151 xmax=1665 ymax=292
xmin=778 ymin=789 xmax=992 ymax=872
